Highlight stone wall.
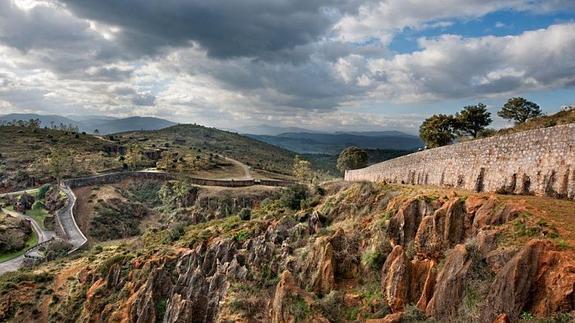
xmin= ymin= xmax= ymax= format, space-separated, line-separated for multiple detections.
xmin=345 ymin=124 xmax=575 ymax=199
xmin=64 ymin=171 xmax=294 ymax=189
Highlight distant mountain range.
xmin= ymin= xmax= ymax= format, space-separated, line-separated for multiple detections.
xmin=248 ymin=131 xmax=424 ymax=154
xmin=1 ymin=114 xmax=423 ymax=154
xmin=232 ymin=124 xmax=324 ymax=136
xmin=0 ymin=113 xmax=176 ymax=134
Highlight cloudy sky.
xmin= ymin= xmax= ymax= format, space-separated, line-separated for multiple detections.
xmin=1 ymin=0 xmax=575 ymax=133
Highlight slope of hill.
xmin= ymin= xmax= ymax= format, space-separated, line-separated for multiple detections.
xmin=0 ymin=126 xmax=122 ymax=192
xmin=0 ymin=114 xmax=175 ymax=134
xmin=0 ymin=114 xmax=78 ymax=128
xmin=116 ymin=124 xmax=296 ymax=175
xmin=487 ymin=106 xmax=575 ymax=138
xmin=248 ymin=131 xmax=424 ymax=154
xmin=0 ymin=181 xmax=573 ymax=322
xmin=0 ymin=122 xmax=297 ymax=192
xmin=84 ymin=116 xmax=176 ymax=134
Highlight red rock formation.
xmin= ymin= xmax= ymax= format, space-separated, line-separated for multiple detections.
xmin=425 ymin=244 xmax=473 ymax=320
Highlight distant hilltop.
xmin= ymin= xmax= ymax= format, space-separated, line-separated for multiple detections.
xmin=0 ymin=114 xmax=175 ymax=134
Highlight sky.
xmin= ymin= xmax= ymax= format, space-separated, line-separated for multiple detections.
xmin=0 ymin=0 xmax=575 ymax=134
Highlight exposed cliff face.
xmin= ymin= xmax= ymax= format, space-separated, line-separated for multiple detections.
xmin=1 ymin=182 xmax=574 ymax=323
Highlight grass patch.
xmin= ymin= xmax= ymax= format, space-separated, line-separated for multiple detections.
xmin=26 ymin=207 xmax=50 ymax=230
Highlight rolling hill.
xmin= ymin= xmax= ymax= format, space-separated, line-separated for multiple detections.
xmin=0 ymin=114 xmax=175 ymax=134
xmin=248 ymin=131 xmax=424 ymax=154
xmin=115 ymin=124 xmax=296 ymax=175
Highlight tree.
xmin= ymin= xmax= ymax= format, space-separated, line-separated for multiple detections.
xmin=293 ymin=155 xmax=313 ymax=183
xmin=125 ymin=144 xmax=144 ymax=169
xmin=47 ymin=148 xmax=72 ymax=183
xmin=455 ymin=103 xmax=492 ymax=138
xmin=497 ymin=97 xmax=542 ymax=124
xmin=94 ymin=129 xmax=100 ymax=134
xmin=336 ymin=146 xmax=368 ymax=174
xmin=419 ymin=114 xmax=457 ymax=148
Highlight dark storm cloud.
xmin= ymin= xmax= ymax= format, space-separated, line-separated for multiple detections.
xmin=57 ymin=0 xmax=363 ymax=60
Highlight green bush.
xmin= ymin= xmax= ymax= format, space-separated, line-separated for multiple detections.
xmin=403 ymin=305 xmax=427 ymax=322
xmin=166 ymin=222 xmax=186 ymax=242
xmin=238 ymin=208 xmax=251 ymax=221
xmin=288 ymin=295 xmax=310 ymax=322
xmin=36 ymin=185 xmax=51 ymax=200
xmin=362 ymin=249 xmax=385 ymax=271
xmin=316 ymin=291 xmax=343 ymax=321
xmin=32 ymin=201 xmax=45 ymax=210
xmin=279 ymin=185 xmax=308 ymax=210
xmin=125 ymin=181 xmax=162 ymax=208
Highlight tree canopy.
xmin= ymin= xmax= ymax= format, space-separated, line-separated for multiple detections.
xmin=419 ymin=114 xmax=457 ymax=148
xmin=455 ymin=103 xmax=492 ymax=138
xmin=336 ymin=146 xmax=368 ymax=174
xmin=497 ymin=97 xmax=542 ymax=124
xmin=293 ymin=155 xmax=313 ymax=183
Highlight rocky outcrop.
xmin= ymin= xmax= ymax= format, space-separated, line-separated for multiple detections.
xmin=129 ymin=268 xmax=173 ymax=323
xmin=3 ymin=182 xmax=574 ymax=323
xmin=299 ymin=236 xmax=335 ymax=296
xmin=163 ymin=239 xmax=249 ymax=323
xmin=0 ymin=215 xmax=32 ymax=252
xmin=45 ymin=186 xmax=65 ymax=213
xmin=381 ymin=245 xmax=410 ymax=312
xmin=480 ymin=240 xmax=575 ymax=322
xmin=271 ymin=271 xmax=328 ymax=323
xmin=387 ymin=198 xmax=434 ymax=247
xmin=472 ymin=196 xmax=521 ymax=231
xmin=425 ymin=244 xmax=474 ymax=320
xmin=380 ymin=246 xmax=436 ymax=313
xmin=414 ymin=198 xmax=468 ymax=259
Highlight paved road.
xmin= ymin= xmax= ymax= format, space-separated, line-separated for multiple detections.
xmin=0 ymin=187 xmax=40 ymax=198
xmin=0 ymin=210 xmax=56 ymax=276
xmin=58 ymin=185 xmax=87 ymax=251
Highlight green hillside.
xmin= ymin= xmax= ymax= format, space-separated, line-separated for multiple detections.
xmin=115 ymin=124 xmax=296 ymax=175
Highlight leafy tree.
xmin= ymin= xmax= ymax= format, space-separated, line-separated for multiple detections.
xmin=336 ymin=146 xmax=368 ymax=174
xmin=125 ymin=144 xmax=144 ymax=170
xmin=47 ymin=148 xmax=72 ymax=183
xmin=419 ymin=114 xmax=457 ymax=148
xmin=159 ymin=179 xmax=198 ymax=209
xmin=497 ymin=97 xmax=542 ymax=124
xmin=455 ymin=103 xmax=492 ymax=138
xmin=293 ymin=155 xmax=313 ymax=183
xmin=94 ymin=129 xmax=100 ymax=134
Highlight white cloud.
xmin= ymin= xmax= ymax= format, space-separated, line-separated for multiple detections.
xmin=0 ymin=0 xmax=574 ymax=131
xmin=365 ymin=23 xmax=575 ymax=102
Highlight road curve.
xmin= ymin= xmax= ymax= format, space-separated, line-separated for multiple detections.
xmin=0 ymin=210 xmax=56 ymax=276
xmin=223 ymin=156 xmax=253 ymax=180
xmin=58 ymin=185 xmax=87 ymax=251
